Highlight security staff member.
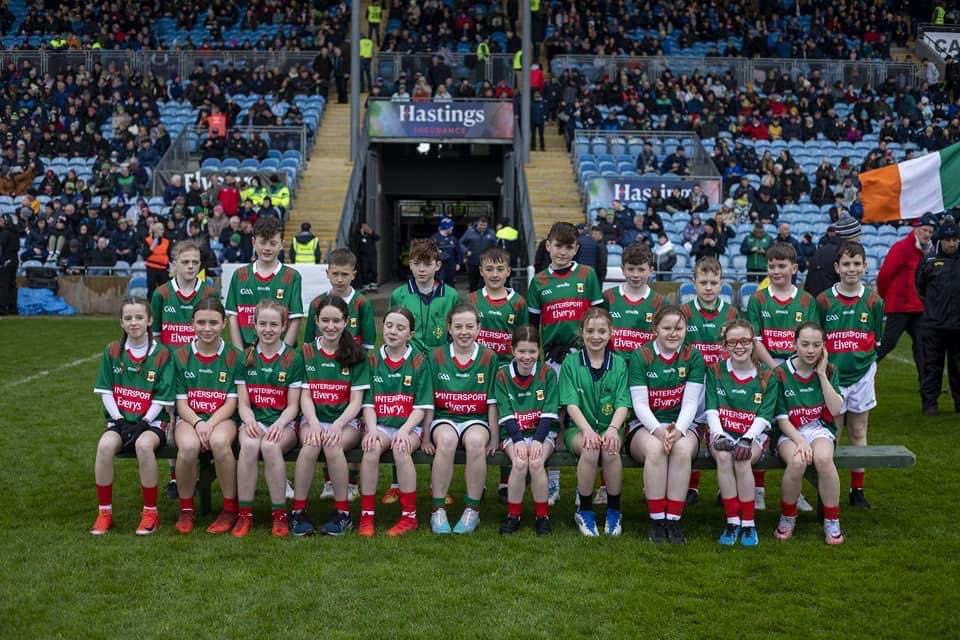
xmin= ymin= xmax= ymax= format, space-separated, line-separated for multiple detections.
xmin=367 ymin=2 xmax=382 ymax=46
xmin=290 ymin=222 xmax=321 ymax=264
xmin=915 ymin=220 xmax=960 ymax=414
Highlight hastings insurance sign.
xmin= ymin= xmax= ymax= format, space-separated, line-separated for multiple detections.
xmin=367 ymin=100 xmax=514 ymax=142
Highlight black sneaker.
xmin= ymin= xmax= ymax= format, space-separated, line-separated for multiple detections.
xmin=849 ymin=488 xmax=871 ymax=509
xmin=499 ymin=515 xmax=521 ymax=535
xmin=666 ymin=520 xmax=687 ymax=544
xmin=165 ymin=479 xmax=178 ymax=500
xmin=322 ymin=510 xmax=353 ymax=536
xmin=291 ymin=510 xmax=315 ymax=536
xmin=685 ymin=488 xmax=700 ymax=506
xmin=922 ymin=406 xmax=938 ymax=416
xmin=648 ymin=519 xmax=668 ymax=544
xmin=497 ymin=485 xmax=508 ymax=505
xmin=534 ymin=516 xmax=552 ymax=536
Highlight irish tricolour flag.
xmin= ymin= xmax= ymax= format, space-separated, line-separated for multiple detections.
xmin=861 ymin=141 xmax=960 ymax=223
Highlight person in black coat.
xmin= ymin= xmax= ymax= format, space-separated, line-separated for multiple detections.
xmin=574 ymin=226 xmax=607 ymax=284
xmin=0 ymin=215 xmax=20 ymax=315
xmin=804 ymin=215 xmax=861 ymax=296
xmin=350 ymin=222 xmax=380 ymax=291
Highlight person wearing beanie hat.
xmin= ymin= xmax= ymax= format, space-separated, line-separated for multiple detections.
xmin=431 ymin=217 xmax=463 ymax=286
xmin=222 ymin=232 xmax=246 ymax=263
xmin=805 ymin=217 xmax=853 ymax=297
xmin=834 ymin=214 xmax=862 ymax=241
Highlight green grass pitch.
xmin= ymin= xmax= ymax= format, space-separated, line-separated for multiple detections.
xmin=1 ymin=316 xmax=958 ymax=639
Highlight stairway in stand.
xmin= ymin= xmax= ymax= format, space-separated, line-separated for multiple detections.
xmin=525 ymin=129 xmax=586 ymax=243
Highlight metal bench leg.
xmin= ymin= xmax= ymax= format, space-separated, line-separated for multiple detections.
xmin=198 ymin=455 xmax=215 ymax=516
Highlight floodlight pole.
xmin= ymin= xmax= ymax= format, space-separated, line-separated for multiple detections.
xmin=350 ymin=0 xmax=361 ymax=163
xmin=521 ymin=0 xmax=531 ymax=165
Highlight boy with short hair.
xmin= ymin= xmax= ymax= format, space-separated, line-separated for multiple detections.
xmin=389 ymin=238 xmax=461 ymax=354
xmin=304 ymin=248 xmax=377 ymax=349
xmin=746 ymin=242 xmax=819 ymax=510
xmin=225 ymin=216 xmax=304 ymax=348
xmin=817 ymin=241 xmax=884 ymax=508
xmin=603 ymin=244 xmax=665 ymax=354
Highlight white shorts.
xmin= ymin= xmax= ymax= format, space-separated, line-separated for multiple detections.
xmin=376 ymin=424 xmax=423 ymax=441
xmin=839 ymin=362 xmax=877 ymax=414
xmin=709 ymin=431 xmax=768 ymax=451
xmin=429 ymin=419 xmax=489 ymax=444
xmin=777 ymin=422 xmax=836 ymax=448
xmin=500 ymin=432 xmax=557 ymax=450
xmin=300 ymin=418 xmax=361 ymax=431
xmin=255 ymin=420 xmax=297 ymax=432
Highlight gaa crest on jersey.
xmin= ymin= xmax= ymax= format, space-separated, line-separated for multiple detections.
xmin=146 ymin=370 xmax=156 ymax=382
xmin=350 ymin=317 xmax=358 ymax=328
xmin=860 ymin=312 xmax=868 ymax=323
xmin=795 ymin=311 xmax=803 ymax=322
xmin=278 ymin=372 xmax=286 ymax=383
xmin=576 ymin=283 xmax=584 ymax=293
xmin=341 ymin=367 xmax=350 ymax=376
xmin=476 ymin=373 xmax=485 ymax=384
xmin=275 ymin=288 xmax=285 ymax=300
xmin=536 ymin=389 xmax=544 ymax=401
xmin=507 ymin=314 xmax=515 ymax=325
xmin=678 ymin=366 xmax=686 ymax=378
xmin=754 ymin=392 xmax=763 ymax=404
xmin=403 ymin=375 xmax=412 ymax=386
xmin=601 ymin=403 xmax=613 ymax=416
xmin=218 ymin=371 xmax=227 ymax=383
xmin=433 ymin=326 xmax=444 ymax=339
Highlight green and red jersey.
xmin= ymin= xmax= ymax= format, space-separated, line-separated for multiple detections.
xmin=746 ymin=286 xmax=819 ymax=360
xmin=301 ymin=340 xmax=371 ymax=423
xmin=225 ymin=263 xmax=304 ymax=346
xmin=304 ymin=288 xmax=377 ymax=350
xmin=174 ymin=340 xmax=242 ymax=420
xmin=604 ymin=284 xmax=666 ymax=353
xmin=362 ymin=346 xmax=434 ymax=428
xmin=526 ymin=262 xmax=603 ymax=349
xmin=628 ymin=343 xmax=706 ymax=423
xmin=389 ymin=279 xmax=460 ymax=354
xmin=494 ymin=361 xmax=559 ymax=439
xmin=235 ymin=344 xmax=305 ymax=425
xmin=816 ymin=284 xmax=884 ymax=387
xmin=774 ymin=357 xmax=842 ymax=435
xmin=429 ymin=344 xmax=499 ymax=423
xmin=150 ymin=278 xmax=219 ymax=347
xmin=466 ymin=287 xmax=529 ymax=364
xmin=704 ymin=360 xmax=779 ymax=437
xmin=681 ymin=298 xmax=740 ymax=366
xmin=559 ymin=349 xmax=631 ymax=432
xmin=94 ymin=341 xmax=175 ymax=422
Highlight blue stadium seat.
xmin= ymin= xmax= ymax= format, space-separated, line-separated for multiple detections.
xmin=677 ymin=281 xmax=696 ymax=304
xmin=739 ymin=282 xmax=758 ymax=311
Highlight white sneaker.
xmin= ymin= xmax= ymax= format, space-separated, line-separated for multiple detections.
xmin=430 ymin=508 xmax=452 ymax=534
xmin=347 ymin=483 xmax=360 ymax=502
xmin=285 ymin=479 xmax=295 ymax=500
xmin=547 ymin=476 xmax=560 ymax=506
xmin=452 ymin=508 xmax=480 ymax=534
xmin=754 ymin=487 xmax=766 ymax=511
xmin=797 ymin=493 xmax=814 ymax=513
xmin=319 ymin=480 xmax=335 ymax=500
xmin=593 ymin=486 xmax=608 ymax=505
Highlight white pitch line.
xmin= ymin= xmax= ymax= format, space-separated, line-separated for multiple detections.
xmin=886 ymin=353 xmax=914 ymax=366
xmin=1 ymin=353 xmax=100 ymax=390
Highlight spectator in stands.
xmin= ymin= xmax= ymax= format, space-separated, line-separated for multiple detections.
xmin=811 ymin=177 xmax=836 ymax=207
xmin=597 ymin=209 xmax=624 ymax=246
xmin=574 ymin=224 xmax=606 ymax=285
xmin=207 ymin=205 xmax=230 ymax=244
xmin=775 ymin=223 xmax=806 ymax=273
xmin=268 ymin=175 xmax=291 ymax=218
xmin=217 ymin=173 xmax=241 ymax=216
xmin=258 ymin=196 xmax=281 ymax=221
xmin=460 ymin=216 xmax=497 ymax=292
xmin=351 ymin=222 xmax=380 ymax=291
xmin=805 ymin=215 xmax=862 ymax=296
xmin=87 ymin=236 xmax=118 ymax=273
xmin=432 ymin=217 xmax=462 ymax=286
xmin=62 ymin=237 xmax=85 ymax=275
xmin=660 ymin=146 xmax=689 ymax=175
xmin=163 ymin=175 xmax=187 ymax=206
xmin=683 ymin=184 xmax=710 ymax=214
xmin=636 ymin=142 xmax=658 ymax=173
xmin=681 ymin=214 xmax=705 ymax=251
xmin=110 ymin=219 xmax=138 ymax=264
xmin=530 ymin=91 xmax=546 ymax=152
xmin=46 ymin=216 xmax=69 ymax=264
xmin=222 ymin=232 xmax=247 ymax=263
xmin=752 ymin=186 xmax=779 ymax=224
xmin=22 ymin=217 xmax=49 ymax=263
xmin=652 ymin=231 xmax=677 ymax=275
xmin=741 ymin=223 xmax=772 ymax=282
xmin=691 ymin=219 xmax=724 ymax=262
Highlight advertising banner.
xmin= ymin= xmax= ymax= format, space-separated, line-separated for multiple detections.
xmin=586 ymin=177 xmax=723 ymax=214
xmin=922 ymin=30 xmax=960 ymax=60
xmin=367 ymin=100 xmax=514 ymax=141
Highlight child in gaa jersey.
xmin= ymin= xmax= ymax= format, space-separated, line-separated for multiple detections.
xmin=150 ymin=240 xmax=219 ymax=500
xmin=91 ymin=297 xmax=175 ymax=536
xmin=172 ymin=299 xmax=243 ymax=535
xmin=304 ymin=248 xmax=376 ymax=349
xmin=234 ymin=301 xmax=305 ymax=538
xmin=358 ymin=307 xmax=434 ymax=537
xmin=494 ymin=326 xmax=559 ymax=536
xmin=681 ymin=256 xmax=739 ymax=504
xmin=422 ymin=303 xmax=499 ymax=535
xmin=628 ymin=305 xmax=705 ymax=545
xmin=817 ymin=241 xmax=884 ymax=509
xmin=705 ymin=320 xmax=779 ymax=547
xmin=560 ymin=308 xmax=630 ymax=538
xmin=604 ymin=245 xmax=665 ymax=354
xmin=746 ymin=243 xmax=818 ymax=512
xmin=225 ymin=217 xmax=304 ymax=348
xmin=292 ymin=296 xmax=370 ymax=537
xmin=773 ymin=322 xmax=846 ymax=545
xmin=389 ymin=238 xmax=460 ymax=355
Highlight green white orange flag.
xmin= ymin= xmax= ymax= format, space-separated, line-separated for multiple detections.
xmin=861 ymin=141 xmax=960 ymax=223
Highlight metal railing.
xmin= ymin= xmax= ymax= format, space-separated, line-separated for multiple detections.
xmin=372 ymin=53 xmax=517 ymax=88
xmin=573 ymin=130 xmax=720 ymax=178
xmin=513 ymin=120 xmax=537 ymax=267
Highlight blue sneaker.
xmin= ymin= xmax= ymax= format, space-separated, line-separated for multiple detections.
xmin=574 ymin=510 xmax=599 ymax=537
xmin=604 ymin=509 xmax=622 ymax=536
xmin=452 ymin=508 xmax=480 ymax=534
xmin=740 ymin=526 xmax=759 ymax=547
xmin=430 ymin=508 xmax=452 ymax=534
xmin=322 ymin=510 xmax=353 ymax=536
xmin=718 ymin=523 xmax=740 ymax=546
xmin=290 ymin=510 xmax=315 ymax=537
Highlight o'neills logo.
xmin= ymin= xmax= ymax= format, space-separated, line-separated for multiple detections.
xmin=398 ymin=104 xmax=486 ymax=127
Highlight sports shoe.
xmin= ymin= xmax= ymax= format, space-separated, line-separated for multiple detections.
xmin=358 ymin=514 xmax=375 ymax=537
xmin=685 ymin=488 xmax=700 ymax=506
xmin=135 ymin=509 xmax=160 ymax=536
xmin=774 ymin=515 xmax=796 ymax=540
xmin=499 ymin=514 xmax=521 ymax=535
xmin=547 ymin=476 xmax=560 ymax=506
xmin=647 ymin=519 xmax=668 ymax=544
xmin=754 ymin=487 xmax=766 ymax=511
xmin=824 ymin=520 xmax=845 ymax=545
xmin=604 ymin=509 xmax=622 ymax=536
xmin=665 ymin=520 xmax=686 ymax=544
xmin=797 ymin=493 xmax=814 ymax=513
xmin=430 ymin=508 xmax=452 ymax=534
xmin=382 ymin=486 xmax=401 ymax=504
xmin=291 ymin=510 xmax=315 ymax=537
xmin=593 ymin=486 xmax=608 ymax=505
xmin=718 ymin=523 xmax=740 ymax=546
xmin=231 ymin=513 xmax=253 ymax=537
xmin=740 ymin=526 xmax=759 ymax=547
xmin=165 ymin=479 xmax=178 ymax=500
xmin=206 ymin=511 xmax=238 ymax=534
xmin=453 ymin=508 xmax=480 ymax=534
xmin=574 ymin=510 xmax=599 ymax=537
xmin=175 ymin=510 xmax=195 ymax=534
xmin=387 ymin=515 xmax=418 ymax=537
xmin=497 ymin=485 xmax=508 ymax=505
xmin=285 ymin=480 xmax=295 ymax=500
xmin=271 ymin=512 xmax=290 ymax=538
xmin=849 ymin=488 xmax=871 ymax=509
xmin=322 ymin=510 xmax=353 ymax=536
xmin=90 ymin=510 xmax=113 ymax=536
xmin=320 ymin=481 xmax=336 ymax=500
xmin=534 ymin=516 xmax=552 ymax=536
xmin=347 ymin=484 xmax=360 ymax=502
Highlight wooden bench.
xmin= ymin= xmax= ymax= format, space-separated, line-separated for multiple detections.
xmin=122 ymin=445 xmax=915 ymax=515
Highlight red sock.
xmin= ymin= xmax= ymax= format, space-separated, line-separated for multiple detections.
xmin=753 ymin=469 xmax=766 ymax=488
xmin=142 ymin=485 xmax=157 ymax=510
xmin=239 ymin=504 xmax=253 ymax=517
xmin=360 ymin=494 xmax=376 ymax=514
xmin=96 ymin=483 xmax=112 ymax=509
xmin=292 ymin=498 xmax=307 ymax=512
xmin=666 ymin=499 xmax=685 ymax=520
xmin=507 ymin=502 xmax=522 ymax=517
xmin=851 ymin=470 xmax=865 ymax=489
xmin=335 ymin=499 xmax=349 ymax=514
xmin=534 ymin=501 xmax=549 ymax=518
xmin=739 ymin=499 xmax=756 ymax=525
xmin=180 ymin=497 xmax=195 ymax=512
xmin=223 ymin=497 xmax=238 ymax=513
xmin=823 ymin=504 xmax=841 ymax=520
xmin=271 ymin=507 xmax=285 ymax=520
xmin=647 ymin=497 xmax=667 ymax=519
xmin=722 ymin=497 xmax=740 ymax=520
xmin=689 ymin=470 xmax=702 ymax=491
xmin=400 ymin=491 xmax=417 ymax=514
xmin=781 ymin=500 xmax=798 ymax=518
